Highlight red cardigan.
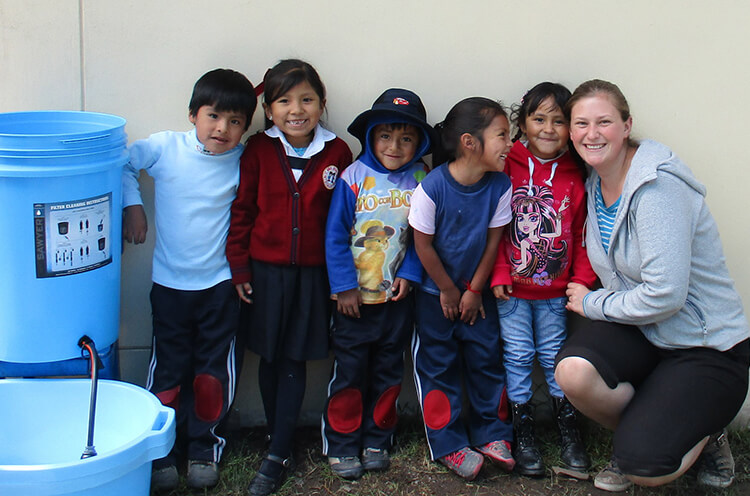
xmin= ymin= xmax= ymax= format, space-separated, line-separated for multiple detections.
xmin=226 ymin=132 xmax=352 ymax=284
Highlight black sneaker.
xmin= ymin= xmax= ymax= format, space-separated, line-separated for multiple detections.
xmin=362 ymin=448 xmax=390 ymax=471
xmin=697 ymin=430 xmax=735 ymax=488
xmin=328 ymin=455 xmax=364 ymax=480
xmin=151 ymin=464 xmax=179 ymax=492
xmin=186 ymin=460 xmax=219 ymax=489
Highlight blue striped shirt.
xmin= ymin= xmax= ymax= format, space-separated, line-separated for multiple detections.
xmin=595 ymin=179 xmax=620 ymax=253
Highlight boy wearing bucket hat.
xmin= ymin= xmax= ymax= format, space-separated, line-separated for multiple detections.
xmin=322 ymin=88 xmax=436 ymax=479
xmin=122 ymin=68 xmax=258 ymax=491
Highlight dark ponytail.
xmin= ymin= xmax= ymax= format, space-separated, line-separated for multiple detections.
xmin=432 ymin=97 xmax=507 ymax=165
xmin=431 ymin=121 xmax=449 ymax=166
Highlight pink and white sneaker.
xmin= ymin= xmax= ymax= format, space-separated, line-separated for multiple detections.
xmin=476 ymin=440 xmax=516 ymax=472
xmin=439 ymin=446 xmax=484 ymax=480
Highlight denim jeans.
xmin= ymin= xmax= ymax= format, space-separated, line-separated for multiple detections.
xmin=496 ymin=296 xmax=566 ymax=403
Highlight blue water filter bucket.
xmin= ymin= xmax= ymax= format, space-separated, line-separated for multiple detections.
xmin=0 ymin=111 xmax=128 ymax=363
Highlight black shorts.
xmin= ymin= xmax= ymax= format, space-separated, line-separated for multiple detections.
xmin=556 ymin=319 xmax=750 ymax=477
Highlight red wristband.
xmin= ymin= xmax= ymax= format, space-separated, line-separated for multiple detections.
xmin=465 ymin=282 xmax=481 ymax=294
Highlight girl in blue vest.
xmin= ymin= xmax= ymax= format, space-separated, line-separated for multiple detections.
xmin=409 ymin=97 xmax=515 ymax=480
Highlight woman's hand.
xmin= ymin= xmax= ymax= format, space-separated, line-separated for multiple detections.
xmin=459 ymin=290 xmax=485 ymax=325
xmin=440 ymin=285 xmax=461 ymax=321
xmin=566 ymin=282 xmax=591 ymax=316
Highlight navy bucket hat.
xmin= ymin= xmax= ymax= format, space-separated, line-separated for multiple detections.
xmin=348 ymin=88 xmax=437 ymax=154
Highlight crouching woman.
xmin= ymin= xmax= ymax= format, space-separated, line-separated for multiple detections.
xmin=555 ymin=79 xmax=750 ymax=492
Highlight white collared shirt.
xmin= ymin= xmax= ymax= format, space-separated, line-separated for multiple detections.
xmin=265 ymin=124 xmax=336 ymax=180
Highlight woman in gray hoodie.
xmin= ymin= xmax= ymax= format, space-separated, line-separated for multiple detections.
xmin=554 ymin=79 xmax=750 ymax=492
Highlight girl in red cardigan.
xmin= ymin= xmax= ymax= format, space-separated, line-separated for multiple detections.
xmin=226 ymin=59 xmax=352 ymax=496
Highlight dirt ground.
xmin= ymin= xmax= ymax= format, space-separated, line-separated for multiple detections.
xmin=159 ymin=418 xmax=750 ymax=496
xmin=271 ymin=425 xmax=749 ymax=496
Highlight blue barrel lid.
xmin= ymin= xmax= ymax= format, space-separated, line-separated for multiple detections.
xmin=0 ymin=111 xmax=128 ymax=176
xmin=0 ymin=110 xmax=126 ymax=153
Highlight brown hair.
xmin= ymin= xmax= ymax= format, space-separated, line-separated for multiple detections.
xmin=565 ymin=79 xmax=638 ymax=148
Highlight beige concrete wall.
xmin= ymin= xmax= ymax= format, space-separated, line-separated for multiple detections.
xmin=3 ymin=0 xmax=750 ymax=426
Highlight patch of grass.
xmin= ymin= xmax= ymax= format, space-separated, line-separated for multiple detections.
xmin=153 ymin=418 xmax=750 ymax=496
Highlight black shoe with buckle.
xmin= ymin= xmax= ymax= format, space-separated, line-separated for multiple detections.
xmin=248 ymin=453 xmax=293 ymax=496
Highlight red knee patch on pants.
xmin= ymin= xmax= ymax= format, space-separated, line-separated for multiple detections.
xmin=497 ymin=387 xmax=510 ymax=422
xmin=327 ymin=388 xmax=362 ymax=434
xmin=373 ymin=385 xmax=401 ymax=430
xmin=193 ymin=374 xmax=223 ymax=422
xmin=155 ymin=386 xmax=180 ymax=411
xmin=423 ymin=389 xmax=451 ymax=430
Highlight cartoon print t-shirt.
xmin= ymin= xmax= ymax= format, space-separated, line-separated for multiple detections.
xmin=509 ymin=180 xmax=569 ymax=286
xmin=330 ymin=159 xmax=428 ymax=304
xmin=491 ymin=140 xmax=597 ymax=300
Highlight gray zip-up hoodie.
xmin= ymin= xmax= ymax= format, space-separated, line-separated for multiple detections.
xmin=582 ymin=140 xmax=748 ymax=351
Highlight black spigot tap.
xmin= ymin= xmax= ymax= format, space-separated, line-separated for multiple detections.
xmin=78 ymin=335 xmax=100 ymax=459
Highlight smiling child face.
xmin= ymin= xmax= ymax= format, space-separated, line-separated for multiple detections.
xmin=371 ymin=123 xmax=420 ymax=171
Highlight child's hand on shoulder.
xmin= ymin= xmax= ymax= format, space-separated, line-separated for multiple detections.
xmin=390 ymin=278 xmax=411 ymax=301
xmin=439 ymin=285 xmax=461 ymax=321
xmin=492 ymin=285 xmax=512 ymax=300
xmin=337 ymin=288 xmax=362 ymax=318
xmin=459 ymin=291 xmax=485 ymax=325
xmin=123 ymin=205 xmax=148 ymax=244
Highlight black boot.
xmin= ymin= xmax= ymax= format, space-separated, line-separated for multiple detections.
xmin=553 ymin=396 xmax=590 ymax=472
xmin=512 ymin=402 xmax=545 ymax=476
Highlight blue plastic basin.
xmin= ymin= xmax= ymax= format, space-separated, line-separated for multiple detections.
xmin=0 ymin=379 xmax=175 ymax=495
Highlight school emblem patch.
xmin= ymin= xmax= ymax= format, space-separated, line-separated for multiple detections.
xmin=322 ymin=165 xmax=339 ymax=190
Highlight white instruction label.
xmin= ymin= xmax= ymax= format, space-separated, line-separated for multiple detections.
xmin=34 ymin=193 xmax=112 ymax=278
